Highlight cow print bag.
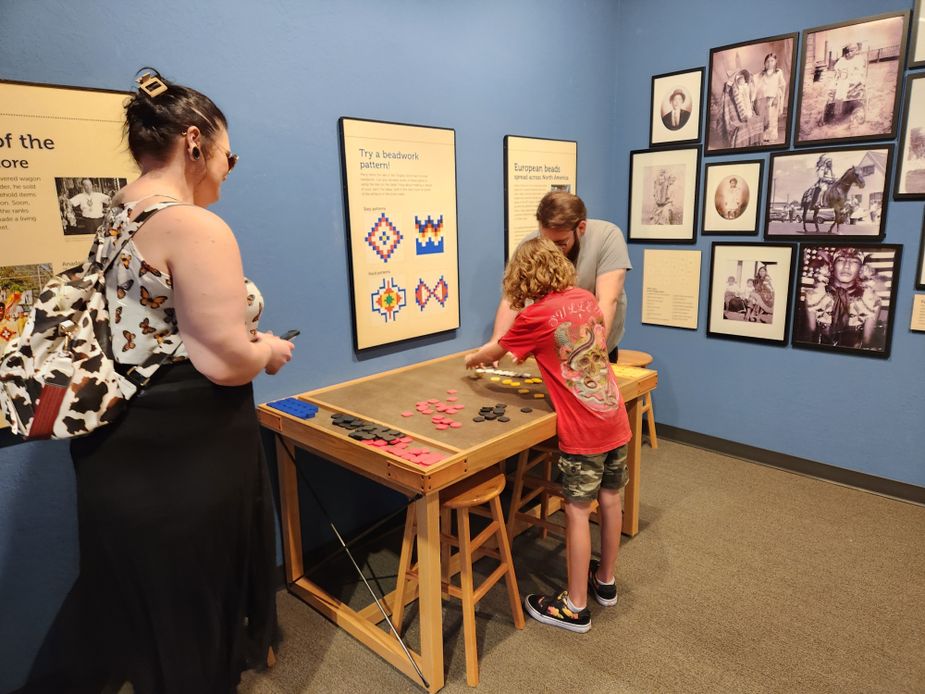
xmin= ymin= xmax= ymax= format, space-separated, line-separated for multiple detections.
xmin=0 ymin=202 xmax=184 ymax=440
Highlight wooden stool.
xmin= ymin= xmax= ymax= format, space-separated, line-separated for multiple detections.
xmin=506 ymin=445 xmax=599 ymax=546
xmin=615 ymin=349 xmax=658 ymax=449
xmin=392 ymin=471 xmax=524 ymax=687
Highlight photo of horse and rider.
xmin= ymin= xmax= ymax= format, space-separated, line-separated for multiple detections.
xmin=765 ymin=145 xmax=891 ymax=240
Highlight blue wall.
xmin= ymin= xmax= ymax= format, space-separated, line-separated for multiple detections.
xmin=612 ymin=0 xmax=925 ymax=487
xmin=1 ymin=0 xmax=923 ymax=690
xmin=0 ymin=1 xmax=621 ymax=689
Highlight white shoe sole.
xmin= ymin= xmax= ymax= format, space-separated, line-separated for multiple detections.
xmin=524 ymin=596 xmax=591 ymax=633
xmin=590 ymin=588 xmax=618 ymax=607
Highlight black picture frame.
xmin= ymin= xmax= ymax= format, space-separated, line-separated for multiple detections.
xmin=917 ymin=213 xmax=925 ymax=290
xmin=894 ymin=73 xmax=925 ymax=200
xmin=705 ymin=33 xmax=799 ymax=155
xmin=649 ymin=67 xmax=704 ymax=147
xmin=764 ymin=144 xmax=893 ymax=242
xmin=627 ymin=146 xmax=701 ymax=244
xmin=701 ymin=158 xmax=765 ymax=236
xmin=706 ymin=242 xmax=797 ymax=346
xmin=795 ymin=11 xmax=909 ymax=147
xmin=908 ymin=0 xmax=925 ymax=69
xmin=790 ymin=243 xmax=902 ymax=358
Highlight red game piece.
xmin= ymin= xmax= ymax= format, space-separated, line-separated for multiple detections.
xmin=447 ymin=389 xmax=457 ymax=394
xmin=446 ymin=396 xmax=458 ymax=402
xmin=427 ymin=398 xmax=439 ymax=403
xmin=449 ymin=421 xmax=462 ymax=428
xmin=401 ymin=436 xmax=413 ymax=443
xmin=435 ymin=424 xmax=449 ymax=430
xmin=401 ymin=411 xmax=413 ymax=417
xmin=372 ymin=439 xmax=388 ymax=447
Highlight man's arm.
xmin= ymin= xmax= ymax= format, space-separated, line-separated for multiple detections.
xmin=595 ymin=269 xmax=625 ymax=339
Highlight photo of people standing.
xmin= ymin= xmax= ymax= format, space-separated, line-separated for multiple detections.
xmin=791 ymin=244 xmax=901 ymax=356
xmin=54 ymin=177 xmax=126 ymax=235
xmin=707 ymin=34 xmax=797 ymax=153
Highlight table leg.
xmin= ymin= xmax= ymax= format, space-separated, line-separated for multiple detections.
xmin=415 ymin=492 xmax=445 ymax=692
xmin=275 ymin=437 xmax=304 ymax=583
xmin=623 ymin=396 xmax=642 ymax=536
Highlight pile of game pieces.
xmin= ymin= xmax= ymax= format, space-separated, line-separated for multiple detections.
xmin=266 ymin=398 xmax=318 ymax=419
xmin=402 ymin=390 xmax=466 ymax=430
xmin=472 ymin=402 xmax=512 ymax=423
xmin=330 ymin=413 xmax=444 ymax=465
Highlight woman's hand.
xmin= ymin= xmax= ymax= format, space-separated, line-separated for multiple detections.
xmin=256 ymin=331 xmax=294 ymax=375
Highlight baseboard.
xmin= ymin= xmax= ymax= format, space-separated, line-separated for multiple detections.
xmin=656 ymin=423 xmax=925 ymax=506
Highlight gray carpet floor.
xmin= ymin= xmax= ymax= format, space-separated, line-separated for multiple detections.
xmin=240 ymin=439 xmax=925 ymax=693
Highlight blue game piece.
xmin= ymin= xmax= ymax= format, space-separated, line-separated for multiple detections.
xmin=267 ymin=397 xmax=318 ymax=419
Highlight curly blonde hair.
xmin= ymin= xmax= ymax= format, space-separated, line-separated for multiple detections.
xmin=503 ymin=237 xmax=576 ymax=310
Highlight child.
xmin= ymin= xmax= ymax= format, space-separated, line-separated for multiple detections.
xmin=465 ymin=237 xmax=632 ymax=633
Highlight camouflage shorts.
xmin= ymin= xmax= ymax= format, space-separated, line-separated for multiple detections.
xmin=557 ymin=445 xmax=629 ymax=503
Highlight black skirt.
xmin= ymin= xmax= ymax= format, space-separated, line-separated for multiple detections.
xmin=27 ymin=362 xmax=278 ymax=694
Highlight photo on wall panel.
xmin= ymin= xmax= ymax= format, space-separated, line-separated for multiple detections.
xmin=701 ymin=159 xmax=764 ymax=235
xmin=627 ymin=146 xmax=700 ymax=243
xmin=649 ymin=67 xmax=704 ymax=147
xmin=894 ymin=73 xmax=925 ymax=199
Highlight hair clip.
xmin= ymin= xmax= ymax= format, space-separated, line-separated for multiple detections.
xmin=137 ymin=73 xmax=167 ymax=98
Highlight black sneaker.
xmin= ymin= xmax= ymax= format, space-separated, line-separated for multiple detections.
xmin=588 ymin=559 xmax=618 ymax=606
xmin=524 ymin=591 xmax=591 ymax=633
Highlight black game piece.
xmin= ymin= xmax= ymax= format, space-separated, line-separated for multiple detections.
xmin=473 ymin=416 xmax=485 ymax=422
xmin=498 ymin=416 xmax=510 ymax=422
xmin=520 ymin=407 xmax=533 ymax=413
xmin=483 ymin=413 xmax=497 ymax=420
xmin=495 ymin=403 xmax=506 ymax=408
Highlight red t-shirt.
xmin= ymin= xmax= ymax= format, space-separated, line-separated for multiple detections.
xmin=499 ymin=287 xmax=631 ymax=455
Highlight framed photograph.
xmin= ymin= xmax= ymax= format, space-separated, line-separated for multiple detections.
xmin=702 ymin=159 xmax=764 ymax=235
xmin=706 ymin=33 xmax=798 ymax=154
xmin=650 ymin=67 xmax=704 ymax=147
xmin=795 ymin=12 xmax=908 ymax=146
xmin=339 ymin=117 xmax=460 ymax=351
xmin=894 ymin=74 xmax=925 ymax=199
xmin=707 ymin=242 xmax=796 ymax=345
xmin=765 ymin=145 xmax=892 ymax=241
xmin=912 ymin=0 xmax=925 ymax=69
xmin=627 ymin=146 xmax=701 ymax=244
xmin=791 ymin=244 xmax=902 ymax=358
xmin=917 ymin=214 xmax=925 ymax=290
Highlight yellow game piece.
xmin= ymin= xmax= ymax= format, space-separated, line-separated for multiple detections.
xmin=490 ymin=376 xmax=501 ymax=382
xmin=533 ymin=393 xmax=545 ymax=398
xmin=510 ymin=381 xmax=520 ymax=387
xmin=518 ymin=389 xmax=530 ymax=394
xmin=502 ymin=379 xmax=512 ymax=385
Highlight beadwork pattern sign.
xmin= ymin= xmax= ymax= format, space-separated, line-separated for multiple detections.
xmin=339 ymin=117 xmax=459 ymax=350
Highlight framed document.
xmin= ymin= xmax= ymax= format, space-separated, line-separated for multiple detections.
xmin=702 ymin=159 xmax=764 ymax=235
xmin=641 ymin=249 xmax=701 ymax=330
xmin=707 ymin=242 xmax=796 ymax=345
xmin=504 ymin=135 xmax=577 ymax=259
xmin=795 ymin=12 xmax=908 ymax=146
xmin=791 ymin=243 xmax=902 ymax=358
xmin=339 ymin=117 xmax=460 ymax=351
xmin=627 ymin=146 xmax=700 ymax=244
xmin=0 ymin=79 xmax=137 ymax=357
xmin=650 ymin=68 xmax=704 ymax=147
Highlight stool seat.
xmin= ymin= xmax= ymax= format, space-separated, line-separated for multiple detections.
xmin=442 ymin=473 xmax=505 ymax=509
xmin=616 ymin=349 xmax=653 ymax=368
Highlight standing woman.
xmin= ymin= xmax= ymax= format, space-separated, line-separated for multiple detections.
xmin=754 ymin=53 xmax=786 ymax=143
xmin=27 ymin=70 xmax=294 ymax=693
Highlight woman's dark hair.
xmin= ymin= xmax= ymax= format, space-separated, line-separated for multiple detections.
xmin=124 ymin=68 xmax=227 ymax=163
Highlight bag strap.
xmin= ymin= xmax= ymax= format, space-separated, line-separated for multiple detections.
xmin=101 ymin=200 xmax=192 ymax=274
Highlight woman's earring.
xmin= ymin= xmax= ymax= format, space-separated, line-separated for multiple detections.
xmin=191 ymin=146 xmax=201 ymax=160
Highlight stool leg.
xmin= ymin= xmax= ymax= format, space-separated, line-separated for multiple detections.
xmin=491 ymin=495 xmax=525 ymax=630
xmin=540 ymin=454 xmax=552 ymax=540
xmin=391 ymin=507 xmax=416 ymax=635
xmin=506 ymin=450 xmax=529 ymax=548
xmin=441 ymin=507 xmax=453 ymax=587
xmin=645 ymin=393 xmax=658 ymax=449
xmin=457 ymin=507 xmax=479 ymax=687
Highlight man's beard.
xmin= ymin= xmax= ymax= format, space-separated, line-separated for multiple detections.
xmin=566 ymin=231 xmax=581 ymax=265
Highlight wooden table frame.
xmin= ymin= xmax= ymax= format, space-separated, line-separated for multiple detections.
xmin=258 ymin=351 xmax=657 ymax=692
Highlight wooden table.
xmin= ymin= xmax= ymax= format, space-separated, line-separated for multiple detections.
xmin=257 ymin=351 xmax=657 ymax=692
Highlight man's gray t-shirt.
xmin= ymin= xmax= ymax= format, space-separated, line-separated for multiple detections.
xmin=525 ymin=219 xmax=632 ymax=350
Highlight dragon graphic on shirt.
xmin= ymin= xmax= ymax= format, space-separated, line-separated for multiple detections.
xmin=553 ymin=319 xmax=619 ymax=414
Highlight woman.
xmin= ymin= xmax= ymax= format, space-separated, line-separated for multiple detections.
xmin=746 ymin=265 xmax=774 ymax=322
xmin=753 ymin=53 xmax=786 ymax=143
xmin=28 ymin=70 xmax=294 ymax=693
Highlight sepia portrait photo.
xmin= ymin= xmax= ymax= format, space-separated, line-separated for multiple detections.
xmin=894 ymin=74 xmax=925 ymax=199
xmin=650 ymin=68 xmax=704 ymax=146
xmin=796 ymin=12 xmax=908 ymax=145
xmin=628 ymin=146 xmax=701 ymax=243
xmin=706 ymin=33 xmax=798 ymax=154
xmin=702 ymin=159 xmax=764 ymax=235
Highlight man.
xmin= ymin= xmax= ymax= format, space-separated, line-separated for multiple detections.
xmin=484 ymin=192 xmax=631 ymax=362
xmin=68 ymin=178 xmax=111 ymax=235
xmin=662 ymin=89 xmax=691 ymax=130
xmin=810 ymin=155 xmax=836 ymax=210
